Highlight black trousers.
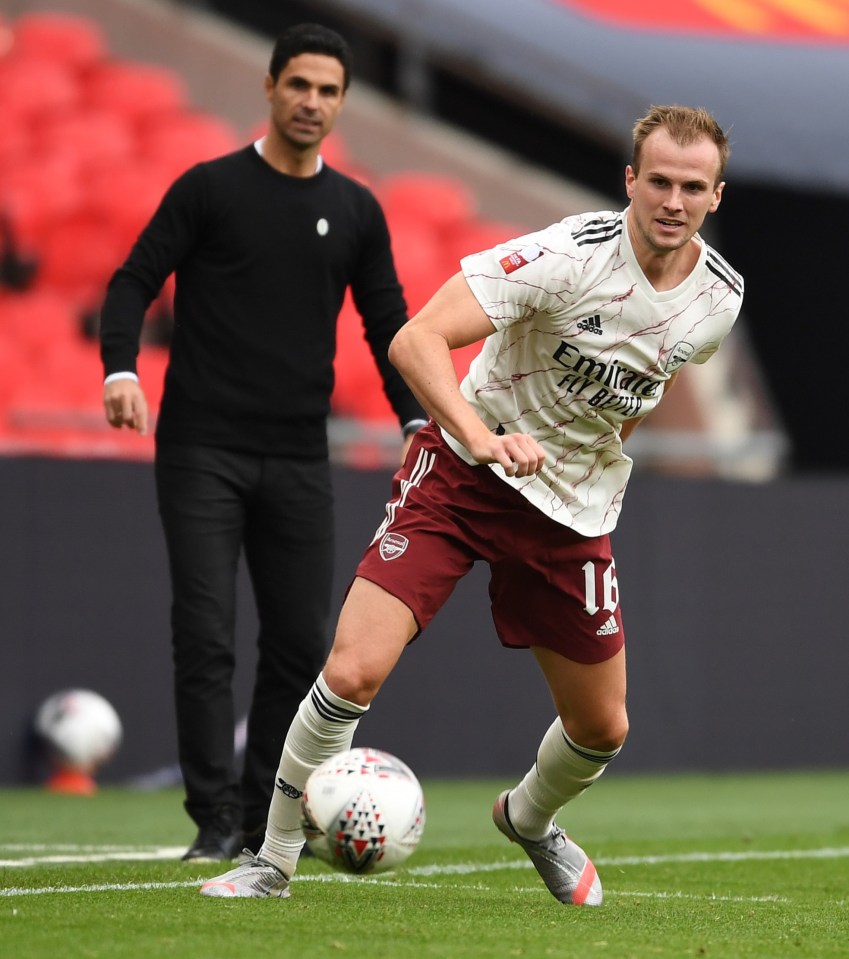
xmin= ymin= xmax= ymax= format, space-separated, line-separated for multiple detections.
xmin=154 ymin=443 xmax=334 ymax=831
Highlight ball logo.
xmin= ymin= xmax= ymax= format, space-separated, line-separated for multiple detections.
xmin=316 ymin=218 xmax=329 ymax=236
xmin=379 ymin=532 xmax=409 ymax=561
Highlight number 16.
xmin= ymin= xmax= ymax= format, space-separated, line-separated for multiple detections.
xmin=582 ymin=560 xmax=619 ymax=615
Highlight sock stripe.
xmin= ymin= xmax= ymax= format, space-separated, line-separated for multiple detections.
xmin=310 ymin=686 xmax=363 ymax=723
xmin=560 ymin=731 xmax=620 ymax=765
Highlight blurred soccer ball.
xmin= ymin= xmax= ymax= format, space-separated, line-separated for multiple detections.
xmin=34 ymin=688 xmax=123 ymax=773
xmin=301 ymin=747 xmax=425 ymax=874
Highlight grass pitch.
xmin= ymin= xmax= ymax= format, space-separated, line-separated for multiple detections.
xmin=2 ymin=770 xmax=847 ymax=958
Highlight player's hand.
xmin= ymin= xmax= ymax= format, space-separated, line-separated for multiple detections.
xmin=469 ymin=433 xmax=546 ymax=478
xmin=103 ymin=378 xmax=149 ymax=436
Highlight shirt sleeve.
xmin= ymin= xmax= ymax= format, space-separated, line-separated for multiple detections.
xmin=99 ymin=165 xmax=206 ymax=377
xmin=460 ymin=223 xmax=575 ymax=330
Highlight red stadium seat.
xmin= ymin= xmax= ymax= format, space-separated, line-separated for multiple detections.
xmin=36 ymin=210 xmax=126 ymax=307
xmin=0 ymin=288 xmax=79 ymax=361
xmin=0 ymin=342 xmax=15 ymax=422
xmin=139 ymin=111 xmax=241 ymax=178
xmin=32 ymin=336 xmax=103 ymax=403
xmin=332 ymin=296 xmax=394 ymax=423
xmin=81 ymin=59 xmax=189 ymax=126
xmin=0 ymin=291 xmax=27 ymax=405
xmin=384 ymin=214 xmax=453 ymax=314
xmin=377 ymin=172 xmax=477 ymax=237
xmin=31 ymin=108 xmax=137 ymax=175
xmin=11 ymin=12 xmax=106 ymax=70
xmin=0 ymin=153 xmax=83 ymax=250
xmin=442 ymin=218 xmax=529 ymax=267
xmin=0 ymin=121 xmax=29 ymax=170
xmin=3 ymin=336 xmax=103 ymax=458
xmin=0 ymin=55 xmax=80 ymax=123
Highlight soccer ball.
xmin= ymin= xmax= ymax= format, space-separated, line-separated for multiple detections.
xmin=34 ymin=688 xmax=123 ymax=773
xmin=300 ymin=747 xmax=425 ymax=874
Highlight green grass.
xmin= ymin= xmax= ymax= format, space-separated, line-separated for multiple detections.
xmin=2 ymin=771 xmax=848 ymax=958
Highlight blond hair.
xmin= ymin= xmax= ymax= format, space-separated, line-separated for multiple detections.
xmin=632 ymin=105 xmax=730 ymax=185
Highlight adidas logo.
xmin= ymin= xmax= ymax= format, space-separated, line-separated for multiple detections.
xmin=596 ymin=615 xmax=619 ymax=636
xmin=577 ymin=314 xmax=603 ymax=335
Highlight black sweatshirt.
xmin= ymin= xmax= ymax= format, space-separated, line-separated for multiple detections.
xmin=100 ymin=145 xmax=426 ymax=458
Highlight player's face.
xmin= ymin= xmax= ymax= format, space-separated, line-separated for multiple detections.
xmin=264 ymin=53 xmax=346 ymax=151
xmin=624 ymin=128 xmax=724 ymax=257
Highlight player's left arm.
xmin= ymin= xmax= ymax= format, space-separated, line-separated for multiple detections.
xmin=620 ymin=370 xmax=680 ymax=443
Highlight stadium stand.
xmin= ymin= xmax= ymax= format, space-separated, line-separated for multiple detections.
xmin=0 ymin=7 xmax=541 ymax=461
xmin=81 ymin=57 xmax=188 ymax=122
xmin=0 ymin=2 xmax=786 ymax=476
xmin=11 ymin=8 xmax=104 ymax=66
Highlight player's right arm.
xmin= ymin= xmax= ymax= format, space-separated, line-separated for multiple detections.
xmin=388 ymin=272 xmax=546 ymax=478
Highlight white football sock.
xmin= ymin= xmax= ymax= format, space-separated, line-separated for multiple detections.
xmin=506 ymin=717 xmax=620 ymax=839
xmin=260 ymin=673 xmax=368 ymax=875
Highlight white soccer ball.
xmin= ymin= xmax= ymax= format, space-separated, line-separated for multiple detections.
xmin=301 ymin=747 xmax=425 ymax=874
xmin=34 ymin=689 xmax=123 ymax=772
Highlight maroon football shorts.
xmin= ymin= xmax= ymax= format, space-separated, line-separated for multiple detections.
xmin=353 ymin=423 xmax=625 ymax=665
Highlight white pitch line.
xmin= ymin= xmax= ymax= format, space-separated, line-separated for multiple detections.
xmin=0 ymin=847 xmax=186 ymax=867
xmin=408 ymin=846 xmax=849 ymax=877
xmin=4 ymin=845 xmax=848 ymax=871
xmin=0 ymin=844 xmax=159 ymax=852
xmin=598 ymin=848 xmax=849 ymax=866
xmin=609 ymin=890 xmax=790 ymax=904
xmin=0 ymin=877 xmax=791 ymax=904
xmin=2 ymin=845 xmax=848 ymax=900
xmin=1 ymin=881 xmax=200 ymax=897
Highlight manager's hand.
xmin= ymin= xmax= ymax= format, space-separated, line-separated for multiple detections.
xmin=103 ymin=377 xmax=149 ymax=436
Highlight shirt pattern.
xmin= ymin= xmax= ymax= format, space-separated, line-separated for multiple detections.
xmin=444 ymin=208 xmax=744 ymax=535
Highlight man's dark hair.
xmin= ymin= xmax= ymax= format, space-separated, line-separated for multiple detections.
xmin=269 ymin=23 xmax=353 ymax=90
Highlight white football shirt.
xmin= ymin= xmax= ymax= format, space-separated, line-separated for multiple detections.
xmin=444 ymin=207 xmax=744 ymax=535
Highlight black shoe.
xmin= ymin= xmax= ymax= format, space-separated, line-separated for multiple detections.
xmin=182 ymin=821 xmax=243 ymax=863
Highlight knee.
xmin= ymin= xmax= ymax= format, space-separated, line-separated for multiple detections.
xmin=598 ymin=717 xmax=629 ymax=753
xmin=564 ymin=710 xmax=629 ymax=754
xmin=321 ymin=660 xmax=380 ymax=708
